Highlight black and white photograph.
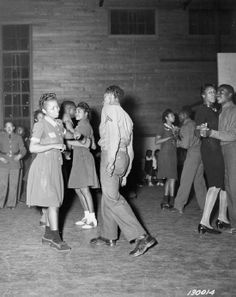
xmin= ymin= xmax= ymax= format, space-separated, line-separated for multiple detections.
xmin=0 ymin=0 xmax=236 ymax=296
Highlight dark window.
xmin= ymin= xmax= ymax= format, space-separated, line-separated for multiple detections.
xmin=2 ymin=25 xmax=31 ymax=129
xmin=189 ymin=9 xmax=232 ymax=35
xmin=110 ymin=9 xmax=155 ymax=35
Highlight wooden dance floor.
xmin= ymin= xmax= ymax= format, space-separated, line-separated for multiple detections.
xmin=0 ymin=187 xmax=235 ymax=297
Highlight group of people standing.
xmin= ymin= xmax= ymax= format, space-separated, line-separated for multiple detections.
xmin=23 ymin=86 xmax=157 ymax=255
xmin=156 ymin=84 xmax=236 ymax=235
xmin=1 ymin=83 xmax=235 ymax=257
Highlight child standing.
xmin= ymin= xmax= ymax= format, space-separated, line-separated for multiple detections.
xmin=27 ymin=93 xmax=71 ymax=251
xmin=68 ymin=102 xmax=99 ymax=229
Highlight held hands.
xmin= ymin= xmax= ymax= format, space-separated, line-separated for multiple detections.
xmin=197 ymin=123 xmax=211 ymax=138
xmin=172 ymin=126 xmax=181 ymax=141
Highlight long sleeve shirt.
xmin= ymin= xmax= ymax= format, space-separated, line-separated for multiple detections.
xmin=0 ymin=132 xmax=27 ymax=169
xmin=211 ymin=101 xmax=236 ymax=145
xmin=99 ymin=103 xmax=133 ymax=163
xmin=178 ymin=118 xmax=200 ymax=151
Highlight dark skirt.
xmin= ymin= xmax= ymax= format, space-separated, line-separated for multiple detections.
xmin=68 ymin=147 xmax=99 ymax=189
xmin=201 ymin=138 xmax=224 ymax=189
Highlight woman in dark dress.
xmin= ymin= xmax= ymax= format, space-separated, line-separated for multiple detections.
xmin=156 ymin=109 xmax=178 ymax=209
xmin=195 ymin=84 xmax=230 ymax=234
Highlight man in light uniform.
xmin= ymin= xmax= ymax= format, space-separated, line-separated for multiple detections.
xmin=172 ymin=109 xmax=207 ymax=213
xmin=90 ymin=85 xmax=157 ymax=256
xmin=0 ymin=121 xmax=26 ymax=208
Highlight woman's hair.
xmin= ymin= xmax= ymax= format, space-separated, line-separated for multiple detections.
xmin=33 ymin=109 xmax=44 ymax=122
xmin=39 ymin=93 xmax=57 ymax=110
xmin=77 ymin=102 xmax=91 ymax=119
xmin=162 ymin=109 xmax=173 ymax=123
xmin=105 ymin=85 xmax=124 ymax=101
xmin=200 ymin=84 xmax=216 ymax=95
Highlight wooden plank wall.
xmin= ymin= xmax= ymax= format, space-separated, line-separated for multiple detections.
xmin=0 ymin=0 xmax=236 ymax=135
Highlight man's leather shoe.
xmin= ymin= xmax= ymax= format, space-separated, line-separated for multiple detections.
xmin=90 ymin=236 xmax=116 ymax=247
xmin=129 ymin=234 xmax=157 ymax=257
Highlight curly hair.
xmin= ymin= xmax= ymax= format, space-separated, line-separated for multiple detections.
xmin=105 ymin=85 xmax=124 ymax=101
xmin=162 ymin=109 xmax=173 ymax=123
xmin=200 ymin=84 xmax=216 ymax=95
xmin=77 ymin=102 xmax=91 ymax=119
xmin=39 ymin=93 xmax=57 ymax=110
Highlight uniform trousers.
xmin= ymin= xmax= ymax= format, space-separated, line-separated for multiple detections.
xmin=100 ymin=150 xmax=145 ymax=241
xmin=0 ymin=168 xmax=20 ymax=208
xmin=222 ymin=143 xmax=236 ymax=228
xmin=174 ymin=148 xmax=207 ymax=211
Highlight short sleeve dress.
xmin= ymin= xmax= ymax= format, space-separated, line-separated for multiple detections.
xmin=195 ymin=105 xmax=224 ymax=188
xmin=68 ymin=119 xmax=99 ymax=189
xmin=157 ymin=125 xmax=177 ymax=180
xmin=26 ymin=117 xmax=65 ymax=207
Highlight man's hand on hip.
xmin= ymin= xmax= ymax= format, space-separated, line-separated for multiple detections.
xmin=106 ymin=162 xmax=115 ymax=176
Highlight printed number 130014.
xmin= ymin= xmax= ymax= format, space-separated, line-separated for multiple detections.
xmin=187 ymin=289 xmax=215 ymax=296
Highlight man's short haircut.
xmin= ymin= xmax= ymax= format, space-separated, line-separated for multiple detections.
xmin=105 ymin=85 xmax=124 ymax=101
xmin=59 ymin=100 xmax=76 ymax=119
xmin=180 ymin=107 xmax=192 ymax=118
xmin=62 ymin=100 xmax=76 ymax=108
xmin=218 ymin=84 xmax=235 ymax=98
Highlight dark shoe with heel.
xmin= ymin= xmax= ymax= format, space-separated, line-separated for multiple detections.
xmin=129 ymin=234 xmax=157 ymax=257
xmin=216 ymin=219 xmax=235 ymax=233
xmin=198 ymin=224 xmax=221 ymax=235
xmin=160 ymin=202 xmax=170 ymax=210
xmin=42 ymin=230 xmax=71 ymax=251
xmin=90 ymin=236 xmax=116 ymax=247
xmin=50 ymin=239 xmax=71 ymax=251
xmin=215 ymin=219 xmax=231 ymax=229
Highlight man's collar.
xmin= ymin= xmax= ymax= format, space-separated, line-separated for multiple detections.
xmin=222 ymin=101 xmax=234 ymax=109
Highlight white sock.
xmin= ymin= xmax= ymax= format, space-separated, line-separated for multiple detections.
xmin=200 ymin=187 xmax=220 ymax=228
xmin=218 ymin=190 xmax=230 ymax=223
xmin=84 ymin=210 xmax=89 ymax=219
